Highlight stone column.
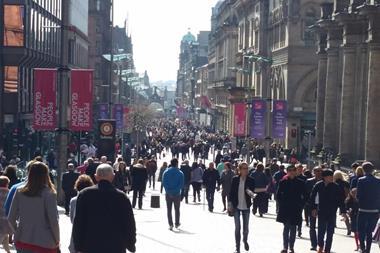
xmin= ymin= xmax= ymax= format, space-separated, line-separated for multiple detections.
xmin=315 ymin=29 xmax=327 ymax=148
xmin=337 ymin=15 xmax=366 ymax=163
xmin=361 ymin=5 xmax=380 ymax=165
xmin=322 ymin=21 xmax=342 ymax=152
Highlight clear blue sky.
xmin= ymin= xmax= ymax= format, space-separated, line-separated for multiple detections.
xmin=114 ymin=0 xmax=219 ymax=82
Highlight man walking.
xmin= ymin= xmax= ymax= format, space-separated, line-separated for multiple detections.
xmin=276 ymin=164 xmax=308 ymax=253
xmin=162 ymin=158 xmax=184 ymax=230
xmin=357 ymin=162 xmax=380 ymax=253
xmin=62 ymin=163 xmax=80 ymax=215
xmin=180 ymin=160 xmax=191 ymax=204
xmin=202 ymin=162 xmax=220 ymax=212
xmin=72 ymin=163 xmax=136 ymax=253
xmin=305 ymin=166 xmax=323 ymax=251
xmin=310 ymin=169 xmax=347 ymax=253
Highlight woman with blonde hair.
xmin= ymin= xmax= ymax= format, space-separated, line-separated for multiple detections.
xmin=8 ymin=162 xmax=60 ymax=253
xmin=333 ymin=170 xmax=351 ymax=235
xmin=350 ymin=166 xmax=365 ymax=189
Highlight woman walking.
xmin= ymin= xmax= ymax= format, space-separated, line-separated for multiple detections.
xmin=8 ymin=161 xmax=60 ymax=253
xmin=228 ymin=162 xmax=255 ymax=253
xmin=113 ymin=161 xmax=131 ymax=193
xmin=190 ymin=162 xmax=203 ymax=203
xmin=250 ymin=163 xmax=269 ymax=217
xmin=158 ymin=162 xmax=168 ymax=193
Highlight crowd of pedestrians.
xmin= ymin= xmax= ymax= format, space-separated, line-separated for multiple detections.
xmin=0 ymin=119 xmax=379 ymax=253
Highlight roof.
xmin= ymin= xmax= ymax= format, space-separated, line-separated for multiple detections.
xmin=182 ymin=31 xmax=196 ymax=43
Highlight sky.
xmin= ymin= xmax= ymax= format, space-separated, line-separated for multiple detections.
xmin=114 ymin=0 xmax=219 ymax=82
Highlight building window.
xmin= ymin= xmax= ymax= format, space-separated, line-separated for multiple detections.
xmin=96 ymin=0 xmax=101 ymax=11
xmin=3 ymin=5 xmax=25 ymax=47
xmin=95 ymin=63 xmax=101 ymax=78
xmin=303 ymin=8 xmax=317 ymax=46
xmin=4 ymin=66 xmax=19 ymax=93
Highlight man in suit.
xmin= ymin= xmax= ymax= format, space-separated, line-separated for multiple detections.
xmin=357 ymin=162 xmax=380 ymax=253
xmin=62 ymin=163 xmax=80 ymax=215
xmin=73 ymin=164 xmax=136 ymax=253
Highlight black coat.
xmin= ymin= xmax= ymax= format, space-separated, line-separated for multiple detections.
xmin=72 ymin=180 xmax=136 ymax=253
xmin=180 ymin=164 xmax=192 ymax=184
xmin=62 ymin=171 xmax=80 ymax=195
xmin=202 ymin=169 xmax=220 ymax=189
xmin=229 ymin=176 xmax=255 ymax=209
xmin=276 ymin=176 xmax=307 ymax=225
xmin=130 ymin=164 xmax=148 ymax=191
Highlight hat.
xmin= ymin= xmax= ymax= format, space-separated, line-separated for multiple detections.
xmin=322 ymin=169 xmax=334 ymax=177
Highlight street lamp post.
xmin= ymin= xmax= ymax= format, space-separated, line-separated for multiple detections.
xmin=56 ymin=0 xmax=70 ymax=203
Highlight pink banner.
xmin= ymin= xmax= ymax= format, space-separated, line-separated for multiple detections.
xmin=70 ymin=70 xmax=93 ymax=131
xmin=234 ymin=103 xmax=246 ymax=137
xmin=33 ymin=69 xmax=57 ymax=130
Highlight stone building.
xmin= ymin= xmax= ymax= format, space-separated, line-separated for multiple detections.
xmin=88 ymin=0 xmax=112 ymax=104
xmin=214 ymin=0 xmax=322 ymax=149
xmin=208 ymin=0 xmax=239 ymax=131
xmin=314 ymin=0 xmax=380 ymax=166
xmin=176 ymin=31 xmax=209 ymax=109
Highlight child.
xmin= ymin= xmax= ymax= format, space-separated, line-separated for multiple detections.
xmin=0 ymin=175 xmax=12 ymax=253
xmin=346 ymin=189 xmax=359 ymax=251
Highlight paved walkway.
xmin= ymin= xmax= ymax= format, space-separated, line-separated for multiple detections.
xmin=3 ymin=152 xmax=379 ymax=253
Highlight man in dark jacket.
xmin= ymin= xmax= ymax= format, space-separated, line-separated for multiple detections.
xmin=62 ymin=163 xmax=80 ymax=215
xmin=180 ymin=160 xmax=192 ymax=203
xmin=73 ymin=163 xmax=136 ymax=253
xmin=146 ymin=157 xmax=157 ymax=189
xmin=202 ymin=162 xmax=220 ymax=212
xmin=124 ymin=144 xmax=132 ymax=166
xmin=130 ymin=159 xmax=148 ymax=209
xmin=356 ymin=162 xmax=380 ymax=253
xmin=305 ymin=166 xmax=323 ymax=251
xmin=276 ymin=164 xmax=307 ymax=253
xmin=310 ymin=169 xmax=347 ymax=253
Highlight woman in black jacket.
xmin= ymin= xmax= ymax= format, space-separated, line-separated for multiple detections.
xmin=276 ymin=164 xmax=307 ymax=253
xmin=228 ymin=162 xmax=255 ymax=253
xmin=113 ymin=161 xmax=131 ymax=193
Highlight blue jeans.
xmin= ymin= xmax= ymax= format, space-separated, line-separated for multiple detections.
xmin=234 ymin=209 xmax=250 ymax=248
xmin=318 ymin=215 xmax=336 ymax=252
xmin=283 ymin=222 xmax=296 ymax=250
xmin=358 ymin=212 xmax=379 ymax=252
xmin=206 ymin=187 xmax=215 ymax=210
xmin=166 ymin=194 xmax=181 ymax=227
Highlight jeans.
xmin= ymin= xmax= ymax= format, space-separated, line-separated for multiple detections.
xmin=358 ymin=212 xmax=379 ymax=252
xmin=283 ymin=222 xmax=297 ymax=250
xmin=234 ymin=209 xmax=250 ymax=249
xmin=181 ymin=183 xmax=190 ymax=203
xmin=166 ymin=194 xmax=181 ymax=227
xmin=64 ymin=191 xmax=76 ymax=214
xmin=148 ymin=173 xmax=156 ymax=189
xmin=252 ymin=192 xmax=268 ymax=215
xmin=132 ymin=189 xmax=144 ymax=209
xmin=206 ymin=187 xmax=215 ymax=211
xmin=318 ymin=215 xmax=336 ymax=252
xmin=192 ymin=182 xmax=201 ymax=201
xmin=309 ymin=214 xmax=317 ymax=248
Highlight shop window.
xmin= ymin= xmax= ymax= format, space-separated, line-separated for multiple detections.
xmin=4 ymin=66 xmax=19 ymax=93
xmin=3 ymin=5 xmax=25 ymax=46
